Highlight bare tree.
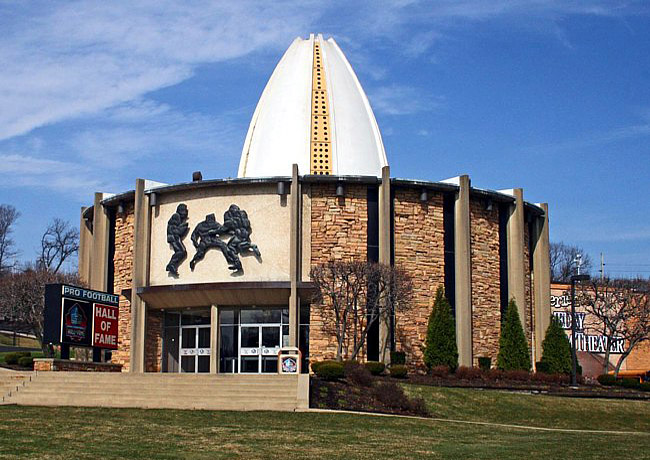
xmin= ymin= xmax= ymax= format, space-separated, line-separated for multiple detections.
xmin=0 ymin=204 xmax=20 ymax=276
xmin=37 ymin=218 xmax=79 ymax=274
xmin=310 ymin=260 xmax=413 ymax=361
xmin=0 ymin=267 xmax=82 ymax=355
xmin=550 ymin=242 xmax=593 ymax=282
xmin=578 ymin=278 xmax=650 ymax=376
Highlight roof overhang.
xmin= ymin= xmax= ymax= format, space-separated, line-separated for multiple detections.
xmin=135 ymin=281 xmax=316 ymax=309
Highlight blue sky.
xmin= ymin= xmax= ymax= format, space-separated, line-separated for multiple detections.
xmin=1 ymin=1 xmax=649 ymax=277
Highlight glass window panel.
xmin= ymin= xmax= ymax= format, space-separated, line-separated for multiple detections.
xmin=241 ymin=326 xmax=259 ymax=348
xmin=281 ymin=309 xmax=289 ymax=324
xmin=220 ymin=326 xmax=237 ymax=359
xmin=262 ymin=327 xmax=280 ymax=348
xmin=181 ymin=328 xmax=196 ymax=349
xmin=241 ymin=309 xmax=280 ymax=324
xmin=198 ymin=327 xmax=211 ymax=348
xmin=220 ymin=356 xmax=238 ymax=373
xmin=282 ymin=325 xmax=289 ymax=347
xmin=300 ymin=325 xmax=310 ymax=374
xmin=197 ymin=356 xmax=210 ymax=373
xmin=262 ymin=357 xmax=278 ymax=373
xmin=241 ymin=357 xmax=259 ymax=373
xmin=164 ymin=312 xmax=180 ymax=328
xmin=181 ymin=312 xmax=210 ymax=326
xmin=163 ymin=326 xmax=179 ymax=373
xmin=219 ymin=309 xmax=237 ymax=325
xmin=181 ymin=356 xmax=195 ymax=373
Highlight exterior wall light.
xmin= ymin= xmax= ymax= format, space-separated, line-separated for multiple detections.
xmin=335 ymin=183 xmax=345 ymax=197
xmin=149 ymin=192 xmax=157 ymax=207
xmin=486 ymin=199 xmax=493 ymax=211
xmin=277 ymin=181 xmax=286 ymax=195
xmin=117 ymin=201 xmax=125 ymax=215
xmin=192 ymin=171 xmax=203 ymax=182
xmin=420 ymin=189 xmax=428 ymax=202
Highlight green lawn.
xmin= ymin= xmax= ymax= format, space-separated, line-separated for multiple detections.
xmin=0 ymin=332 xmax=39 ymax=348
xmin=1 ymin=392 xmax=649 ymax=459
xmin=404 ymin=384 xmax=650 ymax=432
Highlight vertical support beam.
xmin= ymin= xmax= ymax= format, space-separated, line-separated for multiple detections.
xmin=289 ymin=164 xmax=301 ymax=347
xmin=210 ymin=305 xmax=219 ymax=374
xmin=378 ymin=166 xmax=391 ymax=363
xmin=507 ymin=189 xmax=527 ymax=324
xmin=90 ymin=193 xmax=110 ymax=291
xmin=454 ymin=175 xmax=472 ymax=367
xmin=130 ymin=179 xmax=150 ymax=373
xmin=78 ymin=206 xmax=92 ymax=286
xmin=532 ymin=203 xmax=551 ymax=359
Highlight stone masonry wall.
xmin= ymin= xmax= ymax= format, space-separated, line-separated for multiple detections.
xmin=470 ymin=200 xmax=501 ymax=367
xmin=111 ymin=203 xmax=134 ymax=371
xmin=393 ymin=189 xmax=445 ymax=373
xmin=309 ymin=184 xmax=368 ymax=363
xmin=145 ymin=310 xmax=163 ymax=372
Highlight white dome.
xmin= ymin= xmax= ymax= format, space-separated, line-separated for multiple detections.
xmin=238 ymin=34 xmax=388 ymax=178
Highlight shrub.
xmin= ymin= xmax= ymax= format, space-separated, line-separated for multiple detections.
xmin=496 ymin=299 xmax=531 ymax=371
xmin=423 ymin=287 xmax=458 ymax=371
xmin=597 ymin=374 xmax=617 ymax=386
xmin=431 ymin=365 xmax=450 ymax=378
xmin=390 ymin=351 xmax=406 ymax=365
xmin=17 ymin=356 xmax=34 ymax=368
xmin=503 ymin=370 xmax=532 ymax=382
xmin=532 ymin=372 xmax=569 ymax=385
xmin=539 ymin=316 xmax=572 ymax=375
xmin=346 ymin=364 xmax=374 ymax=387
xmin=455 ymin=366 xmax=483 ymax=380
xmin=535 ymin=361 xmax=550 ymax=374
xmin=3 ymin=351 xmax=29 ymax=365
xmin=487 ymin=368 xmax=505 ymax=381
xmin=389 ymin=365 xmax=408 ymax=379
xmin=478 ymin=357 xmax=491 ymax=372
xmin=620 ymin=378 xmax=641 ymax=390
xmin=311 ymin=360 xmax=338 ymax=374
xmin=364 ymin=361 xmax=385 ymax=376
xmin=639 ymin=382 xmax=650 ymax=392
xmin=314 ymin=362 xmax=344 ymax=381
xmin=371 ymin=382 xmax=428 ymax=416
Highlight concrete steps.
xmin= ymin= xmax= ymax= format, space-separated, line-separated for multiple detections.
xmin=0 ymin=371 xmax=33 ymax=404
xmin=9 ymin=372 xmax=309 ymax=411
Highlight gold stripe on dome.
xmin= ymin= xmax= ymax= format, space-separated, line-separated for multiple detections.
xmin=310 ymin=39 xmax=331 ymax=175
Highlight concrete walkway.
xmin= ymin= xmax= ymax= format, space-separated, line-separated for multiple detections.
xmin=306 ymin=408 xmax=650 ymax=436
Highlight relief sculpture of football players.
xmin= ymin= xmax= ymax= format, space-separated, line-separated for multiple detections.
xmin=221 ymin=204 xmax=261 ymax=272
xmin=189 ymin=213 xmax=228 ymax=271
xmin=165 ymin=204 xmax=189 ymax=276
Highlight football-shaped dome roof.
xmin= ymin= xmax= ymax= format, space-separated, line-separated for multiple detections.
xmin=238 ymin=34 xmax=388 ymax=178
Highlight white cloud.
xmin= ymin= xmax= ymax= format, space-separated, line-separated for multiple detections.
xmin=369 ymin=85 xmax=444 ymax=115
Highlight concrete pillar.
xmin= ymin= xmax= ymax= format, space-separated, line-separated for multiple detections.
xmin=288 ymin=164 xmax=301 ymax=348
xmin=89 ymin=193 xmax=110 ymax=291
xmin=210 ymin=305 xmax=218 ymax=374
xmin=378 ymin=166 xmax=391 ymax=363
xmin=532 ymin=203 xmax=551 ymax=360
xmin=507 ymin=189 xmax=527 ymax=325
xmin=130 ymin=179 xmax=151 ymax=373
xmin=78 ymin=206 xmax=92 ymax=286
xmin=454 ymin=175 xmax=472 ymax=367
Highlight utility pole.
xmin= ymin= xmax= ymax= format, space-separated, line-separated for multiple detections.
xmin=600 ymin=253 xmax=605 ymax=282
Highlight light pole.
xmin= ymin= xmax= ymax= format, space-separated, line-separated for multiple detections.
xmin=570 ymin=273 xmax=590 ymax=386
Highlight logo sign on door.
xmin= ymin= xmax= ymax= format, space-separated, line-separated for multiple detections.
xmin=93 ymin=303 xmax=119 ymax=349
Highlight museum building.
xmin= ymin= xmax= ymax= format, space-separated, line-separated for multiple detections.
xmin=77 ymin=34 xmax=552 ymax=374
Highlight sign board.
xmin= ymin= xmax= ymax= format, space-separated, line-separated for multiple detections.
xmin=44 ymin=284 xmax=119 ymax=349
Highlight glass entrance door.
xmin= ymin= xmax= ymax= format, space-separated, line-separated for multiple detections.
xmin=239 ymin=325 xmax=281 ymax=373
xmin=180 ymin=325 xmax=210 ymax=373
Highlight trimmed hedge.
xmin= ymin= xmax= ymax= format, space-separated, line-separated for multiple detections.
xmin=364 ymin=361 xmax=385 ymax=376
xmin=4 ymin=351 xmax=31 ymax=365
xmin=314 ymin=362 xmax=344 ymax=381
xmin=389 ymin=365 xmax=408 ymax=379
xmin=17 ymin=356 xmax=34 ymax=368
xmin=390 ymin=351 xmax=406 ymax=365
xmin=597 ymin=374 xmax=617 ymax=386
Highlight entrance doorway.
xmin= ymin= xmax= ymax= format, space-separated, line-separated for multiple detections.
xmin=240 ymin=324 xmax=282 ymax=373
xmin=180 ymin=325 xmax=210 ymax=373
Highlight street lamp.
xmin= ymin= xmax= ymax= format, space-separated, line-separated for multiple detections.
xmin=570 ymin=273 xmax=590 ymax=386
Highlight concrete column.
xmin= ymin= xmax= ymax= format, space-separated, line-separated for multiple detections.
xmin=78 ymin=206 xmax=92 ymax=286
xmin=532 ymin=203 xmax=551 ymax=360
xmin=90 ymin=193 xmax=110 ymax=291
xmin=507 ymin=189 xmax=527 ymax=324
xmin=130 ymin=179 xmax=151 ymax=373
xmin=378 ymin=166 xmax=391 ymax=363
xmin=210 ymin=305 xmax=218 ymax=374
xmin=288 ymin=164 xmax=301 ymax=348
xmin=454 ymin=175 xmax=472 ymax=367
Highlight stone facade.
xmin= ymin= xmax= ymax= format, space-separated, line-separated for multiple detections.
xmin=469 ymin=200 xmax=501 ymax=367
xmin=392 ymin=189 xmax=445 ymax=372
xmin=145 ymin=310 xmax=163 ymax=372
xmin=111 ymin=204 xmax=134 ymax=371
xmin=309 ymin=184 xmax=368 ymax=362
xmin=34 ymin=358 xmax=122 ymax=372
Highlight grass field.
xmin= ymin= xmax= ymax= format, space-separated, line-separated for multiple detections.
xmin=1 ymin=386 xmax=649 ymax=459
xmin=0 ymin=332 xmax=39 ymax=349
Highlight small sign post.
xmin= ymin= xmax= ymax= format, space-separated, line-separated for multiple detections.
xmin=277 ymin=347 xmax=301 ymax=375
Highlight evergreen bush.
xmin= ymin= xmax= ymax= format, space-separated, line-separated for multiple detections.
xmin=423 ymin=286 xmax=458 ymax=372
xmin=478 ymin=357 xmax=491 ymax=372
xmin=390 ymin=351 xmax=406 ymax=365
xmin=389 ymin=365 xmax=408 ymax=379
xmin=314 ymin=362 xmax=344 ymax=381
xmin=17 ymin=356 xmax=34 ymax=368
xmin=496 ymin=299 xmax=531 ymax=371
xmin=539 ymin=316 xmax=572 ymax=375
xmin=597 ymin=374 xmax=616 ymax=386
xmin=364 ymin=361 xmax=385 ymax=376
